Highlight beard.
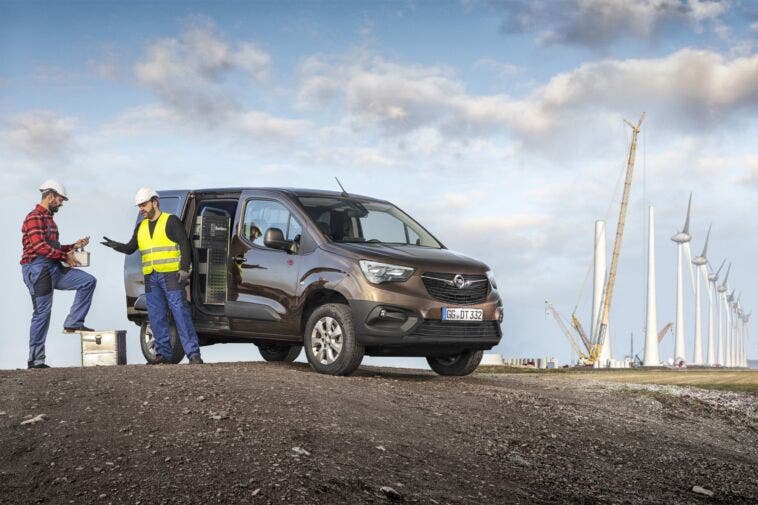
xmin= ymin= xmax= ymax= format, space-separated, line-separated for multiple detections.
xmin=49 ymin=204 xmax=60 ymax=214
xmin=146 ymin=208 xmax=157 ymax=220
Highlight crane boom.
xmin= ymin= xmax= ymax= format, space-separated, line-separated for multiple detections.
xmin=593 ymin=113 xmax=645 ymax=361
xmin=657 ymin=322 xmax=673 ymax=343
xmin=545 ymin=301 xmax=588 ymax=362
xmin=571 ymin=313 xmax=592 ymax=353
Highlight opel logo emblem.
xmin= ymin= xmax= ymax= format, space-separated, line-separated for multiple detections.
xmin=453 ymin=274 xmax=466 ymax=289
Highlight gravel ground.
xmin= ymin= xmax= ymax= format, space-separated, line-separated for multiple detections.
xmin=1 ymin=362 xmax=756 ymax=504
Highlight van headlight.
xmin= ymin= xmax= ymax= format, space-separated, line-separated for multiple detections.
xmin=360 ymin=260 xmax=415 ymax=284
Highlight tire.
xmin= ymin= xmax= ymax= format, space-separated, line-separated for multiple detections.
xmin=258 ymin=343 xmax=302 ymax=362
xmin=427 ymin=350 xmax=484 ymax=376
xmin=140 ymin=321 xmax=185 ymax=364
xmin=304 ymin=303 xmax=364 ymax=376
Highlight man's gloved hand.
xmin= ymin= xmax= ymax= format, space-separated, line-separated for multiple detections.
xmin=100 ymin=236 xmax=120 ymax=250
xmin=177 ymin=270 xmax=191 ymax=285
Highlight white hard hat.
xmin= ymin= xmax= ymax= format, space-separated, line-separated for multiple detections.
xmin=134 ymin=187 xmax=158 ymax=206
xmin=39 ymin=179 xmax=68 ymax=200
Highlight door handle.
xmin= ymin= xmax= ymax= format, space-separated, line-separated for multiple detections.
xmin=233 ymin=255 xmax=245 ymax=264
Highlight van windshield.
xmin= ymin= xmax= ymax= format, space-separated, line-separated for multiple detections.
xmin=297 ymin=196 xmax=442 ymax=248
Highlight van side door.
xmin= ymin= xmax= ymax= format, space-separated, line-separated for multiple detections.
xmin=225 ymin=192 xmax=304 ymax=339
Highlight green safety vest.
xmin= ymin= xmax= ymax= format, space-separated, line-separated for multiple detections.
xmin=138 ymin=212 xmax=181 ymax=275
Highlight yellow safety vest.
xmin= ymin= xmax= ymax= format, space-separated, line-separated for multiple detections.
xmin=138 ymin=212 xmax=181 ymax=275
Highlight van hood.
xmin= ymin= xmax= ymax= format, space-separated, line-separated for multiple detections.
xmin=322 ymin=242 xmax=489 ymax=273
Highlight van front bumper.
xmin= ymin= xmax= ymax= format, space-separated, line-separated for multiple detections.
xmin=349 ymin=299 xmax=502 ymax=356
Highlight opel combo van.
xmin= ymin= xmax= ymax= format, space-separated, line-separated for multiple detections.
xmin=124 ymin=188 xmax=503 ymax=376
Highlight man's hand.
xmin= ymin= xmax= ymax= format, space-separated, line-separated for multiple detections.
xmin=100 ymin=236 xmax=120 ymax=250
xmin=74 ymin=236 xmax=90 ymax=249
xmin=65 ymin=250 xmax=81 ymax=267
xmin=177 ymin=270 xmax=191 ymax=286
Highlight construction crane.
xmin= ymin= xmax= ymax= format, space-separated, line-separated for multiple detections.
xmin=545 ymin=301 xmax=591 ymax=365
xmin=591 ymin=113 xmax=645 ymax=363
xmin=657 ymin=322 xmax=673 ymax=343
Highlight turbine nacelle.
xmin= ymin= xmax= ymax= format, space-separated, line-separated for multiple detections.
xmin=671 ymin=232 xmax=692 ymax=243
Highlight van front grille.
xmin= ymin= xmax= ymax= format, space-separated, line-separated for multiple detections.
xmin=421 ymin=272 xmax=490 ymax=305
xmin=409 ymin=320 xmax=501 ymax=340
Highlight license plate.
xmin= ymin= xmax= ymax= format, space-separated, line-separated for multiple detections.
xmin=442 ymin=307 xmax=484 ymax=321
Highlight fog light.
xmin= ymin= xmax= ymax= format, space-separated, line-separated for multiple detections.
xmin=380 ymin=309 xmax=387 ymax=318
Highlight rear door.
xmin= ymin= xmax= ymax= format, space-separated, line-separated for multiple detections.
xmin=124 ymin=190 xmax=191 ymax=306
xmin=225 ymin=191 xmax=303 ymax=338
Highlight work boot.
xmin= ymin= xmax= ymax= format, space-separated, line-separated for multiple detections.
xmin=147 ymin=355 xmax=168 ymax=365
xmin=63 ymin=325 xmax=94 ymax=333
xmin=188 ymin=355 xmax=204 ymax=365
xmin=27 ymin=362 xmax=50 ymax=369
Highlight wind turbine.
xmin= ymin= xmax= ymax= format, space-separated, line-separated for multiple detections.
xmin=671 ymin=194 xmax=693 ymax=365
xmin=707 ymin=259 xmax=725 ymax=366
xmin=691 ymin=225 xmax=710 ymax=365
xmin=726 ymin=288 xmax=735 ymax=367
xmin=643 ymin=206 xmax=659 ymax=366
xmin=717 ymin=263 xmax=730 ymax=366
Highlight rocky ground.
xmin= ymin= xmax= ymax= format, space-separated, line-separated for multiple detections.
xmin=1 ymin=362 xmax=756 ymax=504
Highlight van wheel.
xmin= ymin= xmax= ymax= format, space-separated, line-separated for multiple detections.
xmin=140 ymin=321 xmax=185 ymax=364
xmin=427 ymin=350 xmax=483 ymax=376
xmin=304 ymin=304 xmax=364 ymax=376
xmin=258 ymin=343 xmax=302 ymax=362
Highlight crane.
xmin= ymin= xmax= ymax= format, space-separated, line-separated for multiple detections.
xmin=657 ymin=322 xmax=673 ymax=343
xmin=545 ymin=301 xmax=591 ymax=365
xmin=591 ymin=113 xmax=645 ymax=363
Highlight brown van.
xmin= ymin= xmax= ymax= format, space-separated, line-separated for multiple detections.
xmin=124 ymin=188 xmax=503 ymax=375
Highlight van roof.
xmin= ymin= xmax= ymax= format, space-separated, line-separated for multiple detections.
xmin=168 ymin=187 xmax=389 ymax=203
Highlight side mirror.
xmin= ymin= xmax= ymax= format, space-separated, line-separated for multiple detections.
xmin=264 ymin=227 xmax=293 ymax=252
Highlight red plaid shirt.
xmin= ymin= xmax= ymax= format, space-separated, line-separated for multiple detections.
xmin=20 ymin=204 xmax=73 ymax=264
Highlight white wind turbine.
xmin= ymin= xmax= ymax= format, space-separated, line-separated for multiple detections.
xmin=671 ymin=194 xmax=695 ymax=364
xmin=717 ymin=263 xmax=730 ymax=366
xmin=643 ymin=206 xmax=659 ymax=366
xmin=726 ymin=288 xmax=736 ymax=367
xmin=691 ymin=225 xmax=710 ymax=365
xmin=707 ymin=259 xmax=725 ymax=366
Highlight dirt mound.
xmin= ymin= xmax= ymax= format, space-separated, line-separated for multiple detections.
xmin=1 ymin=363 xmax=756 ymax=504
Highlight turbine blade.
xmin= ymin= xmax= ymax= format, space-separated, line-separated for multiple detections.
xmin=715 ymin=259 xmax=725 ymax=276
xmin=683 ymin=192 xmax=692 ymax=234
xmin=700 ymin=223 xmax=711 ymax=258
xmin=721 ymin=263 xmax=731 ymax=288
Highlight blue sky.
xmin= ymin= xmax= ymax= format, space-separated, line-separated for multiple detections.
xmin=1 ymin=0 xmax=756 ymax=369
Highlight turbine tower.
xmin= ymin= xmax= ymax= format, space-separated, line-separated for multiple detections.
xmin=591 ymin=220 xmax=610 ymax=367
xmin=643 ymin=206 xmax=659 ymax=366
xmin=691 ymin=225 xmax=710 ymax=365
xmin=717 ymin=263 xmax=730 ymax=366
xmin=726 ymin=288 xmax=735 ymax=367
xmin=707 ymin=260 xmax=725 ymax=366
xmin=671 ymin=194 xmax=693 ymax=365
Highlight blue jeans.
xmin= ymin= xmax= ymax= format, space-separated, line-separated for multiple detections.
xmin=145 ymin=271 xmax=200 ymax=360
xmin=22 ymin=257 xmax=97 ymax=365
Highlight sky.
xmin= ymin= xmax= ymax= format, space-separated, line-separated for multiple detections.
xmin=1 ymin=0 xmax=756 ymax=369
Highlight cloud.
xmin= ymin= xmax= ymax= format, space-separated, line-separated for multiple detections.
xmin=297 ymin=48 xmax=758 ymax=152
xmin=494 ymin=0 xmax=731 ymax=49
xmin=737 ymin=155 xmax=758 ymax=187
xmin=130 ymin=20 xmax=312 ymax=143
xmin=0 ymin=110 xmax=77 ymax=160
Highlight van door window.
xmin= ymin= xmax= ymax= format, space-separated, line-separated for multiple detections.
xmin=243 ymin=199 xmax=302 ymax=248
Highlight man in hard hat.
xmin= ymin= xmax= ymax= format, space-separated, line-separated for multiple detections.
xmin=21 ymin=180 xmax=97 ymax=369
xmin=101 ymin=188 xmax=203 ymax=365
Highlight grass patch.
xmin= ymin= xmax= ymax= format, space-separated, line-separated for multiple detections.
xmin=476 ymin=366 xmax=758 ymax=393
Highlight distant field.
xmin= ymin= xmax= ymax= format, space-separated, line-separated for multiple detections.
xmin=476 ymin=366 xmax=758 ymax=393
